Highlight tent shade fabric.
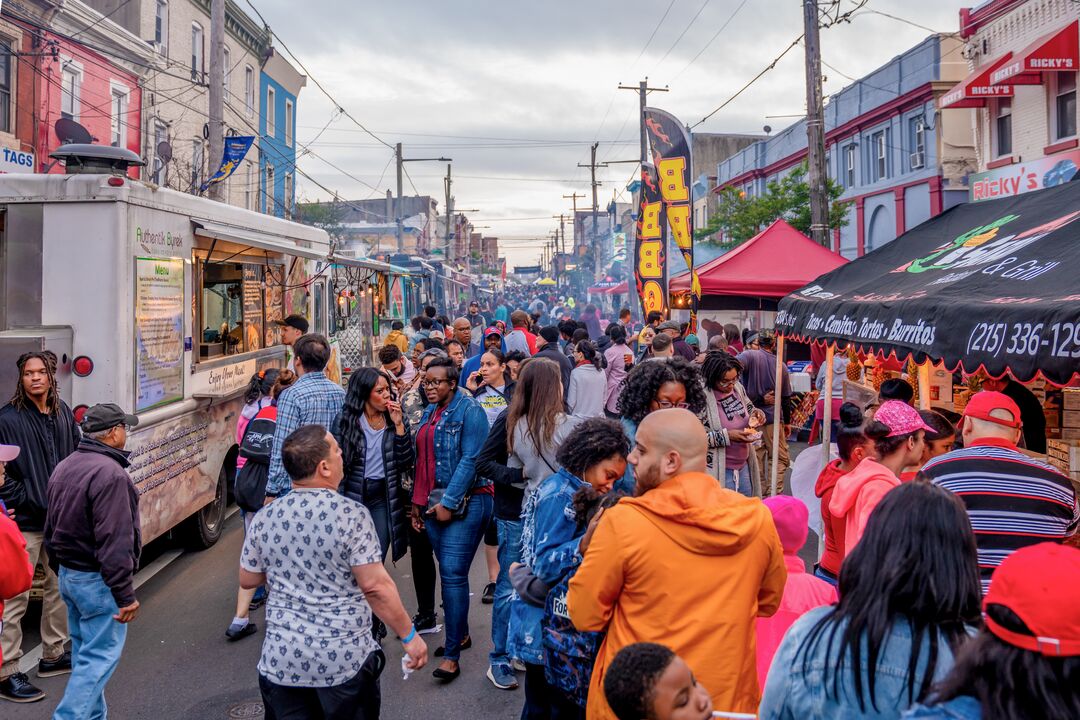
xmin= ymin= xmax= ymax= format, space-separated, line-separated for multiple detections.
xmin=669 ymin=219 xmax=846 ymax=299
xmin=775 ymin=181 xmax=1080 ymax=385
xmin=990 ymin=20 xmax=1078 ymax=86
xmin=939 ymin=53 xmax=1015 ymax=109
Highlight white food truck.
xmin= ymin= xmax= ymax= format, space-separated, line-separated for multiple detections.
xmin=0 ymin=152 xmax=330 ymax=547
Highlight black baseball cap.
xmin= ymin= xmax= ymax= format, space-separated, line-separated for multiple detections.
xmin=274 ymin=314 xmax=309 ymax=333
xmin=81 ymin=403 xmax=139 ymax=433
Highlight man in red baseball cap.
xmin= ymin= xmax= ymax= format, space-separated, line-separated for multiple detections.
xmin=904 ymin=542 xmax=1080 ymax=719
xmin=922 ymin=391 xmax=1079 ymax=594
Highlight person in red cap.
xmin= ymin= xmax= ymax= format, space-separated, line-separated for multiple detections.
xmin=922 ymin=391 xmax=1079 ymax=595
xmin=829 ymin=400 xmax=933 ymax=557
xmin=902 ymin=542 xmax=1080 ymax=720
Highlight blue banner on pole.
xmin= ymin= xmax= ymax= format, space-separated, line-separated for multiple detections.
xmin=200 ymin=136 xmax=254 ymax=192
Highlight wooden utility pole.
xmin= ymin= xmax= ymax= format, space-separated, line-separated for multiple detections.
xmin=803 ymin=0 xmax=830 ymax=246
xmin=443 ymin=163 xmax=453 ymax=261
xmin=395 ymin=143 xmax=404 ymax=253
xmin=562 ymin=192 xmax=585 ymax=251
xmin=207 ymin=0 xmax=225 ymax=201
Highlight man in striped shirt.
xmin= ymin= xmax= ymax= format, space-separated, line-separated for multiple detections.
xmin=922 ymin=391 xmax=1079 ymax=594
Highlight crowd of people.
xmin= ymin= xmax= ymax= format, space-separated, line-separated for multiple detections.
xmin=0 ymin=294 xmax=1078 ymax=720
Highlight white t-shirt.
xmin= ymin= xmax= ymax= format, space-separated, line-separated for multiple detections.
xmin=242 ymin=488 xmax=382 ymax=687
xmin=360 ymin=415 xmax=387 ymax=479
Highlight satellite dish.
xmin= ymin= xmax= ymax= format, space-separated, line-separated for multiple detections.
xmin=763 ymin=125 xmax=772 ymax=135
xmin=55 ymin=118 xmax=92 ymax=145
xmin=156 ymin=141 xmax=173 ymax=163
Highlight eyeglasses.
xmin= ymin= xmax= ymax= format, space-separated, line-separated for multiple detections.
xmin=423 ymin=379 xmax=450 ymax=388
xmin=655 ymin=401 xmax=690 ymax=410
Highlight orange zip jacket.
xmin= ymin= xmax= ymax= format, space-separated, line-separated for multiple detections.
xmin=567 ymin=471 xmax=787 ymax=719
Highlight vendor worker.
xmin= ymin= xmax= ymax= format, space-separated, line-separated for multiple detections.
xmin=979 ymin=374 xmax=1046 ymax=454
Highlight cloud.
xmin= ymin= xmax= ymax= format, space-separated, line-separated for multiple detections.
xmin=248 ymin=0 xmax=966 ymax=265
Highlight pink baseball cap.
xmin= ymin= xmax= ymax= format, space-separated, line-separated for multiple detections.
xmin=874 ymin=400 xmax=935 ymax=437
xmin=0 ymin=444 xmax=20 ymax=462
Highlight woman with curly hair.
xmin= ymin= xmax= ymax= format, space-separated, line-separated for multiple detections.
xmin=508 ymin=417 xmax=630 ymax=719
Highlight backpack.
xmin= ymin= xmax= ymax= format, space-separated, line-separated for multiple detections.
xmin=234 ymin=408 xmax=277 ymax=513
xmin=542 ymin=568 xmax=604 ymax=708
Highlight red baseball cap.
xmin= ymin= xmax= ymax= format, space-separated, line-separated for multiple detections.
xmin=983 ymin=543 xmax=1080 ymax=657
xmin=963 ymin=391 xmax=1022 ymax=429
xmin=483 ymin=327 xmax=502 ymax=338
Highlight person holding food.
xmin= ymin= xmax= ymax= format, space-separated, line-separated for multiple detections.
xmin=702 ymin=352 xmax=765 ymax=497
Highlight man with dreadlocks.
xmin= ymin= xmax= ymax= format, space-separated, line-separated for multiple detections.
xmin=0 ymin=351 xmax=79 ymax=703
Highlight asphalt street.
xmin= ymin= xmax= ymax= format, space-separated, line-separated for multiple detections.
xmin=6 ymin=512 xmax=521 ymax=720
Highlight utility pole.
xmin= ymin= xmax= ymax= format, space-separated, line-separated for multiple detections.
xmin=562 ymin=192 xmax=585 ymax=251
xmin=207 ymin=0 xmax=225 ymax=202
xmin=617 ymin=79 xmax=668 ymax=322
xmin=577 ymin=144 xmax=603 ymax=276
xmin=394 ymin=145 xmax=451 ymax=255
xmin=443 ymin=163 xmax=453 ymax=262
xmin=803 ymin=0 xmax=830 ymax=246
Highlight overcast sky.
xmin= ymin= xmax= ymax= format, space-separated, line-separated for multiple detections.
xmin=249 ymin=0 xmax=967 ymax=266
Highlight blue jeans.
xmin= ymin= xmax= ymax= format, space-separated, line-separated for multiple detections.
xmin=489 ymin=518 xmax=523 ymax=670
xmin=54 ymin=567 xmax=127 ymax=720
xmin=426 ymin=493 xmax=494 ymax=661
xmin=724 ymin=464 xmax=753 ymax=497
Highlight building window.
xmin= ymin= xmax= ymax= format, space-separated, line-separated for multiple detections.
xmin=1053 ymin=73 xmax=1077 ymax=141
xmin=191 ymin=23 xmax=203 ymax=83
xmin=909 ymin=116 xmax=925 ymax=170
xmin=266 ymin=86 xmax=276 ymax=137
xmin=284 ymin=172 xmax=293 ymax=216
xmin=222 ymin=46 xmax=231 ymax=101
xmin=192 ymin=138 xmax=204 ymax=192
xmin=110 ymin=88 xmax=128 ymax=147
xmin=0 ymin=41 xmax=11 ymax=134
xmin=245 ymin=162 xmax=254 ymax=210
xmin=844 ymin=144 xmax=855 ymax=187
xmin=265 ymin=164 xmax=275 ymax=213
xmin=244 ymin=66 xmax=255 ymax=117
xmin=155 ymin=1 xmax=168 ymax=54
xmin=284 ymin=99 xmax=293 ymax=147
xmin=152 ymin=121 xmax=167 ymax=183
xmin=61 ymin=65 xmax=80 ymax=120
xmin=872 ymin=131 xmax=887 ymax=181
xmin=994 ymin=99 xmax=1012 ymax=157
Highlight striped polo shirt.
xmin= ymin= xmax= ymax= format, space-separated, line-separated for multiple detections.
xmin=922 ymin=437 xmax=1079 ymax=594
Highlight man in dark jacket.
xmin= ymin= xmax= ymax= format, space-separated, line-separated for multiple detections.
xmin=0 ymin=351 xmax=78 ymax=703
xmin=45 ymin=403 xmax=141 ymax=718
xmin=535 ymin=326 xmax=572 ymax=399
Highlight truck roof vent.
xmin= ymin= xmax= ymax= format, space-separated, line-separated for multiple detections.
xmin=49 ymin=144 xmax=146 ymax=175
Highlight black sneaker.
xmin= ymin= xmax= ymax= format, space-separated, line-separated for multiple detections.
xmin=481 ymin=582 xmax=496 ymax=605
xmin=412 ymin=612 xmax=440 ymax=635
xmin=37 ymin=651 xmax=72 ymax=678
xmin=225 ymin=621 xmax=258 ymax=641
xmin=0 ymin=672 xmax=45 ymax=703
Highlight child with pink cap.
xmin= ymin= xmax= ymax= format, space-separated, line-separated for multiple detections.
xmin=756 ymin=496 xmax=837 ymax=686
xmin=829 ymin=399 xmax=933 ymax=558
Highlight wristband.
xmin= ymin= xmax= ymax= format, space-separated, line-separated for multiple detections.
xmin=400 ymin=625 xmax=417 ymax=644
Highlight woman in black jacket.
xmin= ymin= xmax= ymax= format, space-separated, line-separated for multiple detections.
xmin=332 ymin=368 xmax=414 ymax=565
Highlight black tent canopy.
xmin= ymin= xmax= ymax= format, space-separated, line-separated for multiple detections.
xmin=776 ymin=181 xmax=1080 ymax=385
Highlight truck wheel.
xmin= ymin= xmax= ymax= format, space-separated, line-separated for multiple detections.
xmin=180 ymin=466 xmax=227 ymax=550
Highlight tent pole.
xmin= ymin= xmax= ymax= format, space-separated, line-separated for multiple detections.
xmin=819 ymin=343 xmax=835 ymax=561
xmin=771 ymin=334 xmax=786 ymax=497
xmin=917 ymin=361 xmax=931 ymax=411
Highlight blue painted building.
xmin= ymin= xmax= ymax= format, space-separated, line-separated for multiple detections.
xmin=259 ymin=48 xmax=306 ymax=218
xmin=716 ymin=35 xmax=977 ymax=257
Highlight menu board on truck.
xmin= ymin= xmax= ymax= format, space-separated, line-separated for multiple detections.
xmin=135 ymin=257 xmax=186 ymax=411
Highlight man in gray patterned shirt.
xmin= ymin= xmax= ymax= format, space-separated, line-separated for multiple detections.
xmin=241 ymin=425 xmax=427 ymax=719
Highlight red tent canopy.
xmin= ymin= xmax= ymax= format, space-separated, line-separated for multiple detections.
xmin=669 ymin=219 xmax=847 ymax=298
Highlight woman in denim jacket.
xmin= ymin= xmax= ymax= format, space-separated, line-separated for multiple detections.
xmin=759 ymin=482 xmax=981 ymax=720
xmin=411 ymin=357 xmax=493 ymax=683
xmin=508 ymin=417 xmax=629 ymax=720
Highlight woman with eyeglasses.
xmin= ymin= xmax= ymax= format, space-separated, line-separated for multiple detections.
xmin=412 ymin=357 xmax=493 ymax=683
xmin=701 ymin=352 xmax=766 ymax=497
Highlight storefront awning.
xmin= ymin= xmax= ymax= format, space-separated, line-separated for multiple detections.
xmin=991 ymin=20 xmax=1079 ymax=86
xmin=939 ymin=53 xmax=1015 ymax=109
xmin=193 ymin=221 xmax=326 ymax=261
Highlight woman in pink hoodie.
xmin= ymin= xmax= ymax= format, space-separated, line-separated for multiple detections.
xmin=756 ymin=496 xmax=837 ymax=686
xmin=828 ymin=400 xmax=932 ymax=559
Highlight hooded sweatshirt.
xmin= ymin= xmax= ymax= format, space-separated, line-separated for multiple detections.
xmin=815 ymin=459 xmax=850 ymax=576
xmin=828 ymin=458 xmax=900 ymax=558
xmin=568 ymin=471 xmax=787 ymax=719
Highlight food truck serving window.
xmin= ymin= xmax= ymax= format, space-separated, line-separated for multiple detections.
xmin=196 ymin=257 xmax=285 ymax=360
